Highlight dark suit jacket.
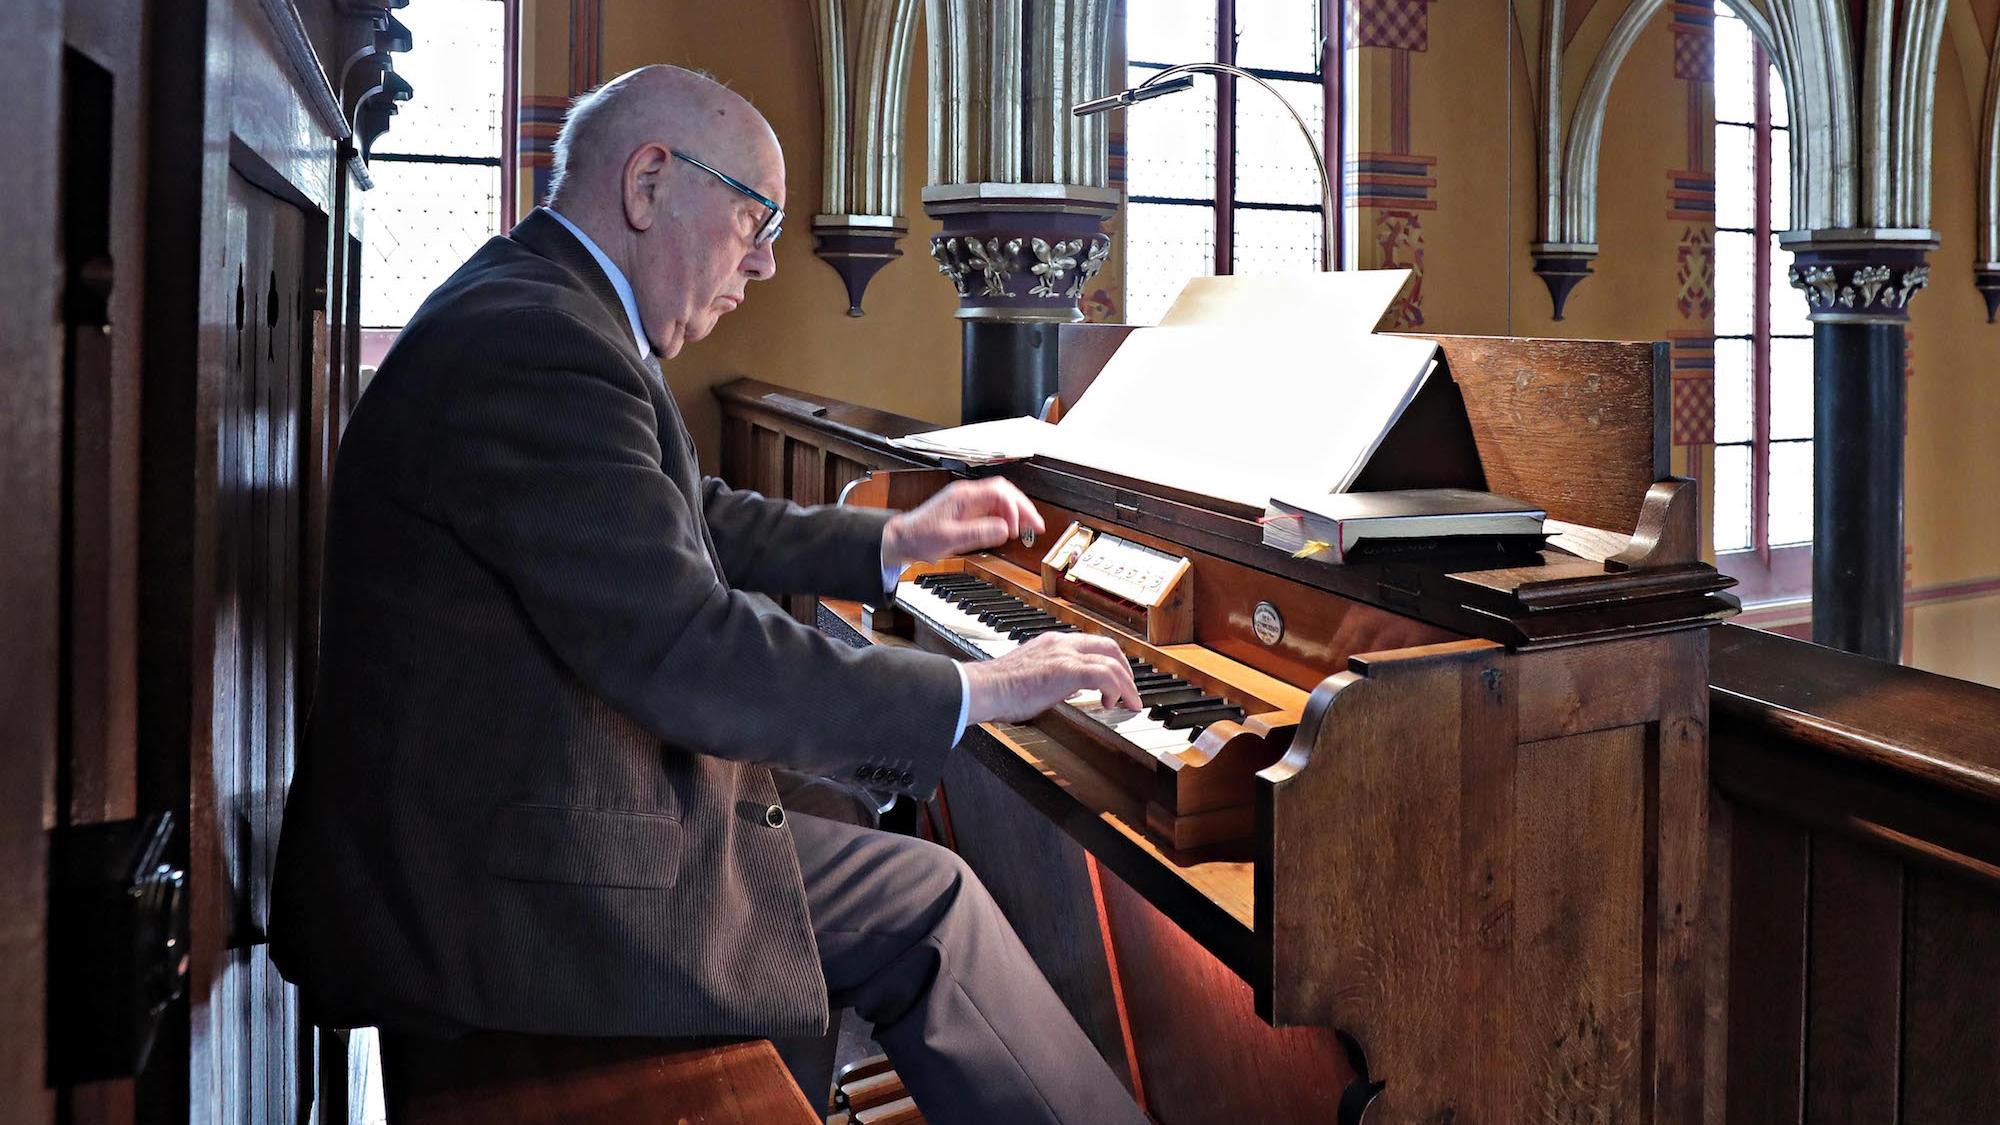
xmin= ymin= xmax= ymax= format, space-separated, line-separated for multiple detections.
xmin=269 ymin=209 xmax=963 ymax=1039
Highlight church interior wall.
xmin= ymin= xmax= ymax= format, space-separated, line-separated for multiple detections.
xmin=516 ymin=0 xmax=1996 ymax=685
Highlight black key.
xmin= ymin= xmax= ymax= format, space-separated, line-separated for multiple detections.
xmin=987 ymin=615 xmax=1052 ymax=632
xmin=948 ymin=590 xmax=1016 ymax=606
xmin=924 ymin=577 xmax=987 ymax=592
xmin=1162 ymin=705 xmax=1244 ymax=731
xmin=977 ymin=606 xmax=1042 ymax=622
xmin=1132 ymin=672 xmax=1180 ymax=689
xmin=987 ymin=613 xmax=1055 ymax=630
xmin=1010 ymin=623 xmax=1073 ymax=640
xmin=1152 ymin=695 xmax=1225 ymax=719
xmin=941 ymin=582 xmax=1004 ymax=597
xmin=1128 ymin=662 xmax=1155 ymax=676
xmin=1141 ymin=686 xmax=1207 ymax=710
xmin=1126 ymin=655 xmax=1147 ymax=666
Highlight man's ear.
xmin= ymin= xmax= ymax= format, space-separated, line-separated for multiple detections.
xmin=623 ymin=142 xmax=670 ymax=231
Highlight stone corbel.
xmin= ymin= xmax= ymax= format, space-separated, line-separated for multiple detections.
xmin=810 ymin=0 xmax=922 ymax=316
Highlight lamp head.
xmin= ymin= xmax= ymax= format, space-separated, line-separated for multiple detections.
xmin=1070 ymin=73 xmax=1196 ymax=117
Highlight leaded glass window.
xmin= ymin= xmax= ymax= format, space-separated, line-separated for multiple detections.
xmin=1712 ymin=3 xmax=1809 ymax=601
xmin=1122 ymin=1 xmax=1337 ymax=324
xmin=361 ymin=0 xmax=509 ymax=329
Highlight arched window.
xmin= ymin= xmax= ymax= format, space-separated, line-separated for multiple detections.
xmin=1711 ymin=1 xmax=1810 ymax=602
xmin=1120 ymin=1 xmax=1341 ymax=324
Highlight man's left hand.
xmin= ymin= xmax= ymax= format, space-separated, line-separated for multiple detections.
xmin=882 ymin=478 xmax=1047 ymax=567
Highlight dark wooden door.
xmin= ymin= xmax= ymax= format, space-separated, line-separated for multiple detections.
xmin=186 ymin=170 xmax=310 ymax=1125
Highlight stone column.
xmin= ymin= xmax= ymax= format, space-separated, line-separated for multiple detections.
xmin=920 ymin=0 xmax=1118 ymax=422
xmin=1785 ymin=230 xmax=1934 ymax=659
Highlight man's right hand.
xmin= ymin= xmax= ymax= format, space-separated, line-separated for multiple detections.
xmin=960 ymin=632 xmax=1143 ymax=725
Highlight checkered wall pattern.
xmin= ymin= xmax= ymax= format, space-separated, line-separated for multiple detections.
xmin=1350 ymin=0 xmax=1430 ymax=52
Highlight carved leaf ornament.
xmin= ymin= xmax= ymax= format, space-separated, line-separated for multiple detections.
xmin=929 ymin=233 xmax=1113 ymax=303
xmin=1027 ymin=237 xmax=1083 ymax=297
xmin=1788 ymin=262 xmax=1931 ymax=313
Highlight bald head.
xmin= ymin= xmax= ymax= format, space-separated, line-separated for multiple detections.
xmin=547 ymin=65 xmax=772 ymax=212
xmin=541 ymin=65 xmax=785 ymax=360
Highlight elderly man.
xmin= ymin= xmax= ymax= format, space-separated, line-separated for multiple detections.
xmin=270 ymin=65 xmax=1148 ymax=1124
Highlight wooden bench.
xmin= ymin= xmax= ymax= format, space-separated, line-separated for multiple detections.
xmin=379 ymin=1031 xmax=821 ymax=1124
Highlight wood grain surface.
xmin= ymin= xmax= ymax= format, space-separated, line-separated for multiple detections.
xmin=0 ymin=3 xmax=64 ymax=1121
xmin=1416 ymin=334 xmax=1667 ymax=536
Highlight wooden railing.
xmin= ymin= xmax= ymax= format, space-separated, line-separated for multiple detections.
xmin=1706 ymin=626 xmax=2000 ymax=1121
xmin=714 ymin=376 xmax=2000 ymax=1120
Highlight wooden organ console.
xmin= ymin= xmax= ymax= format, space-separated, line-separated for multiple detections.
xmin=718 ymin=327 xmax=2000 ymax=1122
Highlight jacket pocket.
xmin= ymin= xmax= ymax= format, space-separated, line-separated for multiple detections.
xmin=485 ymin=803 xmax=683 ymax=889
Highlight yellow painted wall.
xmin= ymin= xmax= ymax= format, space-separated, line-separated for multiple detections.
xmin=561 ymin=0 xmax=965 ymax=473
xmin=1906 ymin=43 xmax=2000 ymax=589
xmin=1899 ymin=38 xmax=2000 ymax=684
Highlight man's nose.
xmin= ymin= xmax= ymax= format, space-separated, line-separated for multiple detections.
xmin=745 ymin=240 xmax=777 ymax=281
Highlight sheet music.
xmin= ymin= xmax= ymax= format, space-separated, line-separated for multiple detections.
xmin=886 ymin=270 xmax=1438 ymax=508
xmin=1156 ymin=269 xmax=1414 ymax=335
xmin=1040 ymin=271 xmax=1439 ymax=508
xmin=889 ymin=416 xmax=1057 ymax=464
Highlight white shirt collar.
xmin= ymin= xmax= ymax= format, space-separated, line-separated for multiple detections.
xmin=544 ymin=207 xmax=651 ymax=360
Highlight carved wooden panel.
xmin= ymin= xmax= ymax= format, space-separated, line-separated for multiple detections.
xmin=196 ymin=170 xmax=309 ymax=1125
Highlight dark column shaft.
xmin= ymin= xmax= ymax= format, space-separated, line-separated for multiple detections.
xmin=1812 ymin=320 xmax=1904 ymax=660
xmin=961 ymin=321 xmax=1058 ymax=424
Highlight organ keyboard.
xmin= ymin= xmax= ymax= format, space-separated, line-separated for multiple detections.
xmin=891 ymin=561 xmax=1304 ymax=847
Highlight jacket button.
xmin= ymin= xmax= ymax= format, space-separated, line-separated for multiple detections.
xmin=898 ymin=770 xmax=915 ymax=787
xmin=763 ymin=804 xmax=786 ymax=829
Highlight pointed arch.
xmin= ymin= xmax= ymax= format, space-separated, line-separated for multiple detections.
xmin=1537 ymin=0 xmax=1856 ymax=252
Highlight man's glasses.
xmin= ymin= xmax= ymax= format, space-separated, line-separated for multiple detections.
xmin=671 ymin=150 xmax=784 ymax=247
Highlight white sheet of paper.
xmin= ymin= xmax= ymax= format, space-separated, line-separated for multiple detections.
xmin=1157 ymin=269 xmax=1414 ymax=335
xmin=1040 ymin=322 xmax=1439 ymax=507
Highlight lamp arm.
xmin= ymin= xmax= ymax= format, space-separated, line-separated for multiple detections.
xmin=1136 ymin=63 xmax=1335 ymax=271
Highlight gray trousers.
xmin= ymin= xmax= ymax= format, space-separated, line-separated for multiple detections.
xmin=785 ymin=809 xmax=1149 ymax=1125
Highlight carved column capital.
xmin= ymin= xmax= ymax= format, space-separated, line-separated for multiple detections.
xmin=921 ymin=183 xmax=1118 ymax=322
xmin=1781 ymin=229 xmax=1939 ymax=324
